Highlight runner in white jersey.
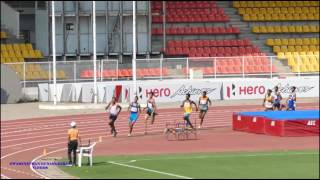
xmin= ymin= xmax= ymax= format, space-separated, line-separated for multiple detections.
xmin=105 ymin=97 xmax=122 ymax=137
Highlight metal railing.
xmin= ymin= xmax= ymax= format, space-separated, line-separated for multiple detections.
xmin=2 ymin=55 xmax=319 ymax=87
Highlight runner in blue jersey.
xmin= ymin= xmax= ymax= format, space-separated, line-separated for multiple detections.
xmin=128 ymin=96 xmax=141 ymax=137
xmin=286 ymin=86 xmax=297 ymax=111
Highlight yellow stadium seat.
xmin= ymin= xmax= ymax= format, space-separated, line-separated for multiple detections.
xmin=277 ymin=52 xmax=286 ymax=59
xmin=295 ymin=26 xmax=303 ymax=33
xmin=302 ymin=38 xmax=310 ymax=45
xmin=8 ymin=51 xmax=16 ymax=58
xmin=273 ymin=46 xmax=280 ymax=53
xmin=288 ymin=7 xmax=294 ymax=13
xmin=287 ymin=45 xmax=295 ymax=52
xmin=280 ymin=7 xmax=288 ymax=13
xmin=295 ymin=46 xmax=302 ymax=52
xmin=274 ymin=39 xmax=281 ymax=46
xmin=274 ymin=26 xmax=281 ymax=33
xmin=238 ymin=8 xmax=245 ymax=14
xmin=287 ymin=57 xmax=295 ymax=66
xmin=15 ymin=51 xmax=23 ymax=58
xmin=300 ymin=14 xmax=308 ymax=20
xmin=303 ymin=1 xmax=311 ymax=7
xmin=285 ymin=52 xmax=293 ymax=58
xmin=2 ymin=51 xmax=9 ymax=58
xmin=309 ymin=56 xmax=317 ymax=65
xmin=34 ymin=50 xmax=43 ymax=58
xmin=309 ymin=45 xmax=317 ymax=51
xmin=269 ymin=1 xmax=275 ymax=7
xmin=309 ymin=25 xmax=318 ymax=33
xmin=13 ymin=44 xmax=20 ymax=51
xmin=310 ymin=38 xmax=318 ymax=45
xmin=26 ymin=43 xmax=33 ymax=50
xmin=252 ymin=26 xmax=260 ymax=33
xmin=307 ymin=14 xmax=315 ymax=20
xmin=239 ymin=1 xmax=247 ymax=8
xmin=233 ymin=1 xmax=240 ymax=8
xmin=257 ymin=14 xmax=265 ymax=21
xmin=282 ymin=1 xmax=289 ymax=7
xmin=264 ymin=14 xmax=272 ymax=21
xmin=243 ymin=14 xmax=250 ymax=21
xmin=288 ymin=26 xmax=295 ymax=33
xmin=302 ymin=45 xmax=310 ymax=52
xmin=281 ymin=39 xmax=289 ymax=46
xmin=1 ymin=44 xmax=6 ymax=51
xmin=20 ymin=44 xmax=27 ymax=51
xmin=314 ymin=64 xmax=320 ymax=72
xmin=266 ymin=26 xmax=274 ymax=33
xmin=17 ymin=57 xmax=24 ymax=62
xmin=280 ymin=46 xmax=288 ymax=52
xmin=247 ymin=1 xmax=254 ymax=8
xmin=302 ymin=56 xmax=310 ymax=64
xmin=266 ymin=39 xmax=274 ymax=46
xmin=295 ymin=38 xmax=303 ymax=46
xmin=29 ymin=50 xmax=37 ymax=58
xmin=295 ymin=7 xmax=302 ymax=13
xmin=281 ymin=26 xmax=289 ymax=33
xmin=22 ymin=50 xmax=30 ymax=58
xmin=5 ymin=44 xmax=13 ymax=51
xmin=288 ymin=39 xmax=295 ymax=46
xmin=302 ymin=25 xmax=310 ymax=32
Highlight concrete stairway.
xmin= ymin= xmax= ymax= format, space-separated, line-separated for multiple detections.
xmin=216 ymin=1 xmax=295 ymax=76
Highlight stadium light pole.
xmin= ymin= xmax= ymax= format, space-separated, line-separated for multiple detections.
xmin=93 ymin=1 xmax=97 ymax=104
xmin=51 ymin=1 xmax=57 ymax=105
xmin=132 ymin=1 xmax=137 ymax=96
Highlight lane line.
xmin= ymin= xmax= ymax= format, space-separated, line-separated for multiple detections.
xmin=108 ymin=161 xmax=193 ymax=179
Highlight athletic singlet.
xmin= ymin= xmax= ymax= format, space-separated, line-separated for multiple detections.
xmin=109 ymin=104 xmax=118 ymax=115
xmin=199 ymin=96 xmax=209 ymax=110
xmin=147 ymin=99 xmax=154 ymax=110
xmin=183 ymin=100 xmax=192 ymax=114
xmin=288 ymin=92 xmax=296 ymax=108
xmin=264 ymin=94 xmax=273 ymax=108
xmin=130 ymin=102 xmax=140 ymax=113
xmin=273 ymin=92 xmax=281 ymax=104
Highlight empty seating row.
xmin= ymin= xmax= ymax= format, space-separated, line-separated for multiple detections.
xmin=233 ymin=1 xmax=319 ymax=8
xmin=291 ymin=64 xmax=319 ymax=72
xmin=1 ymin=43 xmax=34 ymax=51
xmin=243 ymin=13 xmax=319 ymax=21
xmin=266 ymin=38 xmax=319 ymax=46
xmin=7 ymin=64 xmax=67 ymax=80
xmin=277 ymin=51 xmax=319 ymax=59
xmin=1 ymin=57 xmax=24 ymax=63
xmin=80 ymin=68 xmax=170 ymax=78
xmin=183 ymin=65 xmax=277 ymax=74
xmin=238 ymin=7 xmax=319 ymax=15
xmin=272 ymin=46 xmax=319 ymax=53
xmin=167 ymin=39 xmax=251 ymax=48
xmin=165 ymin=47 xmax=262 ymax=57
xmin=152 ymin=26 xmax=240 ymax=35
xmin=252 ymin=25 xmax=320 ymax=33
xmin=1 ymin=50 xmax=43 ymax=60
xmin=152 ymin=1 xmax=217 ymax=10
xmin=164 ymin=8 xmax=225 ymax=16
xmin=152 ymin=15 xmax=229 ymax=23
xmin=1 ymin=31 xmax=7 ymax=39
xmin=287 ymin=56 xmax=319 ymax=66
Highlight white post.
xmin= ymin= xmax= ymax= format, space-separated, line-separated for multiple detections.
xmin=93 ymin=1 xmax=97 ymax=103
xmin=132 ymin=1 xmax=137 ymax=96
xmin=51 ymin=1 xmax=57 ymax=105
xmin=270 ymin=56 xmax=273 ymax=79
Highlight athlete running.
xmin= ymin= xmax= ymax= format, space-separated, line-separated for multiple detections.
xmin=143 ymin=92 xmax=158 ymax=135
xmin=198 ymin=91 xmax=212 ymax=129
xmin=263 ymin=89 xmax=274 ymax=111
xmin=128 ymin=96 xmax=141 ymax=137
xmin=180 ymin=93 xmax=198 ymax=129
xmin=273 ymin=86 xmax=283 ymax=111
xmin=286 ymin=86 xmax=297 ymax=111
xmin=105 ymin=97 xmax=122 ymax=137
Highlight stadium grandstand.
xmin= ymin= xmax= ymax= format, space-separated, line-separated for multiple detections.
xmin=1 ymin=1 xmax=319 ymax=179
xmin=1 ymin=1 xmax=319 ymax=90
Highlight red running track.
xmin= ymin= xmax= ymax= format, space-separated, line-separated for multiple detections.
xmin=1 ymin=103 xmax=319 ymax=179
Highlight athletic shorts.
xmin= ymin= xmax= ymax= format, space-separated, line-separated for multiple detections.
xmin=147 ymin=108 xmax=155 ymax=116
xmin=265 ymin=108 xmax=273 ymax=111
xmin=273 ymin=102 xmax=281 ymax=109
xmin=183 ymin=113 xmax=190 ymax=120
xmin=129 ymin=112 xmax=138 ymax=123
xmin=109 ymin=114 xmax=118 ymax=122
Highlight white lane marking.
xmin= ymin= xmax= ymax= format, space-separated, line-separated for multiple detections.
xmin=1 ymin=115 xmax=229 ymax=138
xmin=108 ymin=161 xmax=192 ymax=179
xmin=30 ymin=147 xmax=68 ymax=179
xmin=1 ymin=166 xmax=40 ymax=178
xmin=1 ymin=173 xmax=10 ymax=179
xmin=124 ymin=152 xmax=319 ymax=162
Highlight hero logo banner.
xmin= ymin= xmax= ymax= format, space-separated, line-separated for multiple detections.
xmin=138 ymin=83 xmax=222 ymax=102
xmin=224 ymin=78 xmax=318 ymax=100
